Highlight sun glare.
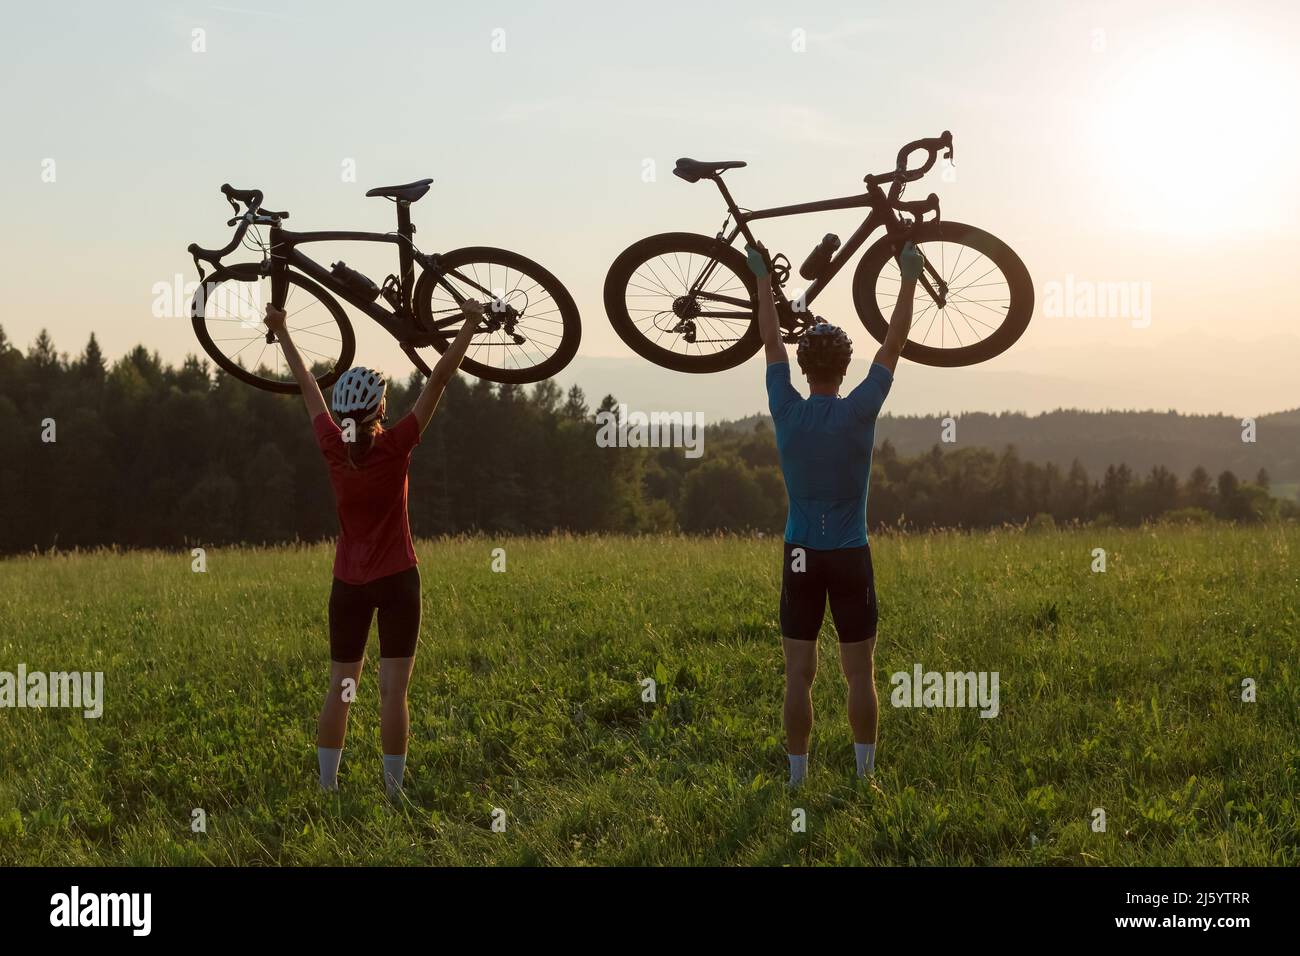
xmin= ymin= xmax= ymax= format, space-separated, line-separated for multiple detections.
xmin=1088 ymin=23 xmax=1298 ymax=237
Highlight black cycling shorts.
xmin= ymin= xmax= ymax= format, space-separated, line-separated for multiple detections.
xmin=779 ymin=541 xmax=878 ymax=643
xmin=328 ymin=566 xmax=422 ymax=662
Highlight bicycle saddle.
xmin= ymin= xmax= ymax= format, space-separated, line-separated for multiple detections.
xmin=673 ymin=158 xmax=747 ymax=183
xmin=365 ymin=178 xmax=434 ymax=202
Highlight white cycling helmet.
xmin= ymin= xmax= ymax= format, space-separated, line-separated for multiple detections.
xmin=331 ymin=366 xmax=387 ymax=423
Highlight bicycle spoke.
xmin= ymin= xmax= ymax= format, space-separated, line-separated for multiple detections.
xmin=291 ymin=318 xmax=344 ymax=335
xmin=622 ymin=249 xmax=753 ymax=355
xmin=950 ymin=300 xmax=985 ymax=341
xmin=198 ymin=275 xmax=346 ymax=386
xmin=873 ymin=238 xmax=1012 ymax=353
xmin=226 ymin=335 xmax=265 ymax=362
xmin=947 ymin=252 xmax=991 ymax=289
xmin=423 ymin=256 xmax=574 ymax=374
xmin=948 ymin=293 xmax=1009 ymax=317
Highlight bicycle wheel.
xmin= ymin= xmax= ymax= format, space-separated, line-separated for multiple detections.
xmin=191 ymin=263 xmax=355 ymax=393
xmin=851 ymin=221 xmax=1033 ymax=367
xmin=603 ymin=232 xmax=761 ymax=373
xmin=413 ymin=247 xmax=581 ymax=384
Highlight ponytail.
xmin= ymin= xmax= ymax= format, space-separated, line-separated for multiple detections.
xmin=341 ymin=416 xmax=384 ymax=469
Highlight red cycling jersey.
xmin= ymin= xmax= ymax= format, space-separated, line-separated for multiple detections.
xmin=313 ymin=412 xmax=420 ymax=585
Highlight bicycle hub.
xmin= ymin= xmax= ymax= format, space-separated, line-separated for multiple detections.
xmin=672 ymin=295 xmax=701 ymax=320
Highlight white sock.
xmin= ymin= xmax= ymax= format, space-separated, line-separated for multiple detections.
xmin=788 ymin=753 xmax=808 ymax=786
xmin=318 ymin=746 xmax=342 ymax=791
xmin=855 ymin=742 xmax=876 ymax=777
xmin=383 ymin=753 xmax=407 ymax=795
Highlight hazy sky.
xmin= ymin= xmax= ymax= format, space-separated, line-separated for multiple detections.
xmin=1 ymin=0 xmax=1296 ymax=416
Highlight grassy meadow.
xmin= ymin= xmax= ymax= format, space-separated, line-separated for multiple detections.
xmin=0 ymin=525 xmax=1297 ymax=866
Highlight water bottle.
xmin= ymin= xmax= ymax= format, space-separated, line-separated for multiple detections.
xmin=330 ymin=261 xmax=380 ymax=302
xmin=799 ymin=233 xmax=841 ymax=280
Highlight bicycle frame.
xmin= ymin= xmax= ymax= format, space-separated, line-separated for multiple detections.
xmin=267 ymin=225 xmax=428 ymax=342
xmin=263 ymin=196 xmax=457 ymax=345
xmin=701 ymin=177 xmax=941 ymax=330
xmin=263 ymin=202 xmax=494 ymax=348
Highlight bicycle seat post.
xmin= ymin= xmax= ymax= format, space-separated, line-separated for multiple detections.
xmin=395 ymin=200 xmax=415 ymax=309
xmin=711 ymin=175 xmax=742 ymax=217
xmin=710 ymin=175 xmax=756 ymax=247
xmin=394 ymin=199 xmax=414 ymax=236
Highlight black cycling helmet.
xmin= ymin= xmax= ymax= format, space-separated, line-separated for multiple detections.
xmin=796 ymin=318 xmax=853 ymax=380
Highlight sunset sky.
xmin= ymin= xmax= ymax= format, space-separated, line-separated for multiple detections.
xmin=1 ymin=0 xmax=1296 ymax=419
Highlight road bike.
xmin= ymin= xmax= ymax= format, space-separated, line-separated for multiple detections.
xmin=603 ymin=131 xmax=1032 ymax=372
xmin=188 ymin=179 xmax=581 ymax=392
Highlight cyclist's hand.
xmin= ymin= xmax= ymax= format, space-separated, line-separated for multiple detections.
xmin=264 ymin=304 xmax=287 ymax=335
xmin=898 ymin=241 xmax=924 ymax=282
xmin=744 ymin=243 xmax=770 ymax=279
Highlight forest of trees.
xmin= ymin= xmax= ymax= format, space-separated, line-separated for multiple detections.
xmin=0 ymin=327 xmax=1292 ymax=554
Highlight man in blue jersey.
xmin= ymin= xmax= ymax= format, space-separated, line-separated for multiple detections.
xmin=746 ymin=239 xmax=924 ymax=787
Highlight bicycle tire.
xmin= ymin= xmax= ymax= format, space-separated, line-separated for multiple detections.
xmin=190 ymin=263 xmax=356 ymax=394
xmin=413 ymin=247 xmax=581 ymax=384
xmin=603 ymin=232 xmax=761 ymax=373
xmin=851 ymin=221 xmax=1033 ymax=367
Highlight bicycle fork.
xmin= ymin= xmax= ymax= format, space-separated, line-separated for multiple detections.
xmin=887 ymin=218 xmax=948 ymax=309
xmin=265 ymin=222 xmax=289 ymax=344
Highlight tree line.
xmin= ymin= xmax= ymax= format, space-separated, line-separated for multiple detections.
xmin=0 ymin=328 xmax=1291 ymax=554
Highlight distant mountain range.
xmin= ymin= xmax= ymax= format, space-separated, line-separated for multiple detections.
xmin=548 ymin=353 xmax=1299 ymax=494
xmin=714 ymin=407 xmax=1300 ymax=495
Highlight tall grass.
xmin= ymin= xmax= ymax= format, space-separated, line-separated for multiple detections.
xmin=1 ymin=526 xmax=1296 ymax=865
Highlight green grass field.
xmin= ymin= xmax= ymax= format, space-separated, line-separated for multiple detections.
xmin=1 ymin=526 xmax=1297 ymax=866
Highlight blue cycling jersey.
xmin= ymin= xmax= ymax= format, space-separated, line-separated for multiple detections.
xmin=766 ymin=361 xmax=892 ymax=549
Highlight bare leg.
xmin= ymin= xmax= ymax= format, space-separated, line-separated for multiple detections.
xmin=783 ymin=638 xmax=818 ymax=754
xmin=839 ymin=637 xmax=878 ymax=746
xmin=378 ymin=656 xmax=416 ymax=756
xmin=317 ymin=658 xmax=365 ymax=749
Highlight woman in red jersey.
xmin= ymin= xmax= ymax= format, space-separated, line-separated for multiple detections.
xmin=264 ymin=298 xmax=484 ymax=797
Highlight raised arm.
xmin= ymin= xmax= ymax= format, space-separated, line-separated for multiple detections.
xmin=872 ymin=241 xmax=923 ymax=374
xmin=411 ymin=299 xmax=485 ymax=433
xmin=264 ymin=304 xmax=329 ymax=421
xmin=745 ymin=244 xmax=787 ymax=365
